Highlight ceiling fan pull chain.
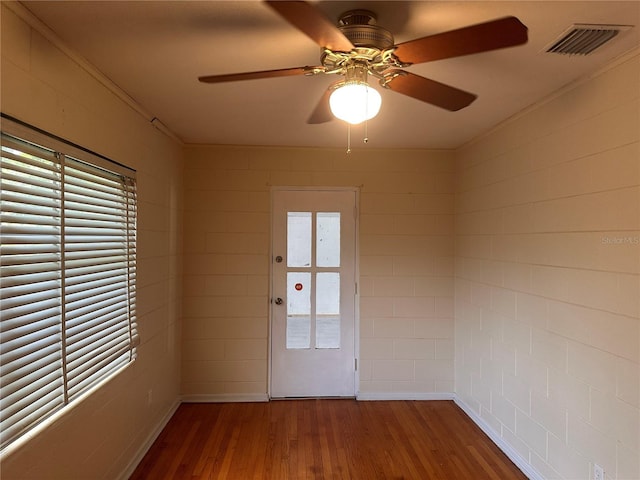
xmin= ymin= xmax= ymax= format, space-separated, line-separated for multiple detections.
xmin=346 ymin=123 xmax=352 ymax=154
xmin=363 ymin=88 xmax=370 ymax=144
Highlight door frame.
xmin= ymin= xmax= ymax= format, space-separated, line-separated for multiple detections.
xmin=268 ymin=186 xmax=360 ymax=398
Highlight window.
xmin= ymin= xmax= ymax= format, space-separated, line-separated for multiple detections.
xmin=0 ymin=117 xmax=138 ymax=451
xmin=284 ymin=211 xmax=342 ymax=350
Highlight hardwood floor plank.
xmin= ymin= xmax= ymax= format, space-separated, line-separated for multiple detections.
xmin=129 ymin=400 xmax=527 ymax=480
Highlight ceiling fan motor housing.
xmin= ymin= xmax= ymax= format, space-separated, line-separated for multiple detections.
xmin=338 ymin=10 xmax=394 ymax=50
xmin=320 ymin=10 xmax=396 ymax=75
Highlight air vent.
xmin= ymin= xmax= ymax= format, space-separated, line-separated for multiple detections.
xmin=546 ymin=24 xmax=632 ymax=55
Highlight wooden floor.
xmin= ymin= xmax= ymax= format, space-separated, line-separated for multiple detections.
xmin=130 ymin=400 xmax=527 ymax=480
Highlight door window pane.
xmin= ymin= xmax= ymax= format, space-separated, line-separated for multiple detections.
xmin=286 ymin=272 xmax=310 ymax=349
xmin=316 ymin=212 xmax=340 ymax=267
xmin=316 ymin=272 xmax=340 ymax=349
xmin=287 ymin=212 xmax=311 ymax=267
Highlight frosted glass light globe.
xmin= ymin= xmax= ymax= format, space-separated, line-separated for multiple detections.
xmin=329 ymin=83 xmax=382 ymax=125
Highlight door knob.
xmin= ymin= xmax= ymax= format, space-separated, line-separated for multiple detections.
xmin=274 ymin=297 xmax=283 ymax=305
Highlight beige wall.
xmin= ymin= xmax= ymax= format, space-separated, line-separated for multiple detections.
xmin=1 ymin=4 xmax=183 ymax=479
xmin=181 ymin=146 xmax=455 ymax=399
xmin=454 ymin=51 xmax=639 ymax=480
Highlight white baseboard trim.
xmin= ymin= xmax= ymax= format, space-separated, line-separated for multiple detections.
xmin=118 ymin=398 xmax=181 ymax=480
xmin=453 ymin=395 xmax=542 ymax=480
xmin=181 ymin=393 xmax=270 ymax=403
xmin=356 ymin=392 xmax=455 ymax=401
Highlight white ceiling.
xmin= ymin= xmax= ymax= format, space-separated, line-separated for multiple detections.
xmin=21 ymin=1 xmax=640 ymax=149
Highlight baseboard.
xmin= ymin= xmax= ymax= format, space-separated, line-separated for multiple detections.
xmin=453 ymin=395 xmax=543 ymax=480
xmin=118 ymin=397 xmax=181 ymax=480
xmin=356 ymin=392 xmax=455 ymax=401
xmin=181 ymin=393 xmax=270 ymax=403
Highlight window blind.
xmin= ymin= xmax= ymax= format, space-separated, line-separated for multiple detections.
xmin=0 ymin=122 xmax=137 ymax=451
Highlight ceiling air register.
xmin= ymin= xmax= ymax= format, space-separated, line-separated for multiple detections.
xmin=546 ymin=24 xmax=632 ymax=55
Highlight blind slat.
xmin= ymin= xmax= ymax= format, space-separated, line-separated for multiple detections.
xmin=64 ymin=270 xmax=126 ymax=290
xmin=65 ymin=264 xmax=127 ymax=281
xmin=0 ymin=224 xmax=60 ymax=236
xmin=0 ymin=254 xmax=60 ymax=267
xmin=1 ymin=190 xmax=61 ymax=207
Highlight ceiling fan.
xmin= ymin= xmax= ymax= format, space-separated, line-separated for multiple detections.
xmin=198 ymin=1 xmax=528 ymax=125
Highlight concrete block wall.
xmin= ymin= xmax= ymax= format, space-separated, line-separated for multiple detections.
xmin=454 ymin=52 xmax=639 ymax=479
xmin=181 ymin=146 xmax=456 ymax=399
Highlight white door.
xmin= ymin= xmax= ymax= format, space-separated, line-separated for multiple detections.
xmin=271 ymin=189 xmax=357 ymax=398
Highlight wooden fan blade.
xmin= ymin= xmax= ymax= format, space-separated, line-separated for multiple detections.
xmin=199 ymin=66 xmax=320 ymax=83
xmin=265 ymin=1 xmax=354 ymax=52
xmin=307 ymin=83 xmax=338 ymax=124
xmin=386 ymin=70 xmax=477 ymax=111
xmin=394 ymin=16 xmax=527 ymax=64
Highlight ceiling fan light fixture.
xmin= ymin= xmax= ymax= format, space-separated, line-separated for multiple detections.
xmin=329 ymin=82 xmax=381 ymax=124
xmin=329 ymin=61 xmax=381 ymax=125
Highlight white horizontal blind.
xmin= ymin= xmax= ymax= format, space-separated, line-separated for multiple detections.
xmin=0 ymin=136 xmax=65 ymax=449
xmin=0 ymin=125 xmax=137 ymax=450
xmin=63 ymin=157 xmax=137 ymax=400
